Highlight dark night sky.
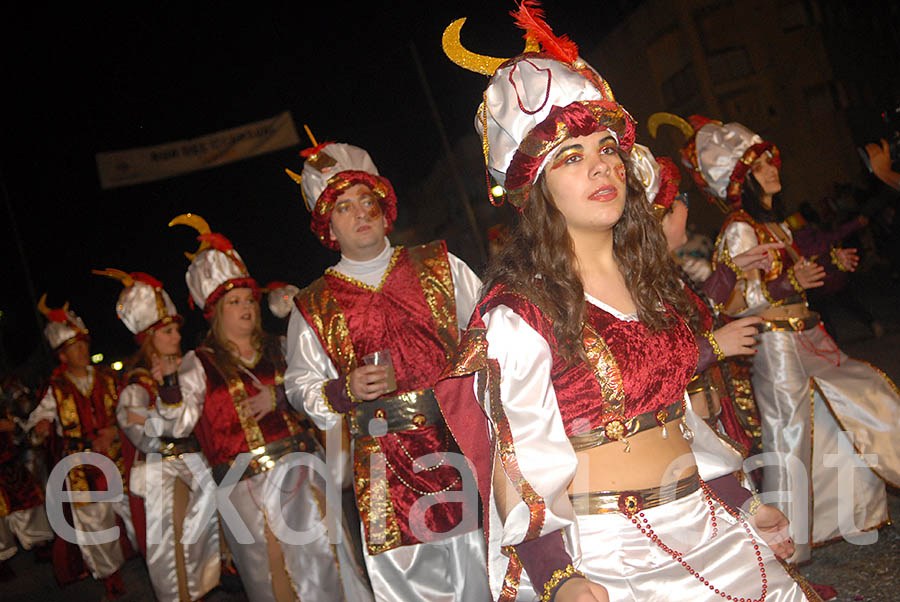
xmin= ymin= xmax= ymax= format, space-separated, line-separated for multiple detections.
xmin=0 ymin=1 xmax=626 ymax=371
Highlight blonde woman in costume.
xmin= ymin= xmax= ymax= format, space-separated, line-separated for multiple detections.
xmin=156 ymin=215 xmax=373 ymax=602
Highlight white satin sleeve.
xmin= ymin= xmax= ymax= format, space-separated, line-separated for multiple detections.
xmin=284 ymin=306 xmax=341 ymax=432
xmin=155 ymin=350 xmax=207 ymax=438
xmin=720 ymin=221 xmax=773 ymax=317
xmin=481 ymin=304 xmax=577 ymax=546
xmin=25 ymin=387 xmax=62 ymax=436
xmin=448 ymin=252 xmax=483 ymax=330
xmin=116 ymin=384 xmax=161 ymax=454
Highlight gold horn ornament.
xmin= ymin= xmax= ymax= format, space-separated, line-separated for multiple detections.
xmin=37 ymin=293 xmax=51 ymax=317
xmin=648 ymin=112 xmax=694 ymax=140
xmin=92 ymin=268 xmax=134 ymax=288
xmin=169 ymin=213 xmax=212 ymax=260
xmin=442 ymin=18 xmax=537 ymax=76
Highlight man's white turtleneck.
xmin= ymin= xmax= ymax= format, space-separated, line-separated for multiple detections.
xmin=330 ymin=237 xmax=393 ymax=288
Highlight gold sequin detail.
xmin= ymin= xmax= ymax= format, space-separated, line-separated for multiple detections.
xmin=408 ymin=241 xmax=459 ymax=358
xmin=353 ymin=435 xmax=402 ymax=554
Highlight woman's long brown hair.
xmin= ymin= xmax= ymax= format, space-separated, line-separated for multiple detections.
xmin=482 ymin=149 xmax=698 ymax=364
xmin=202 ymin=293 xmax=282 ymax=381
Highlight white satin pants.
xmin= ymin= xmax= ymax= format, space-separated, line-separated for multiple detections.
xmin=751 ymin=326 xmax=895 ymax=562
xmin=576 ymin=490 xmax=811 ymax=601
xmin=141 ymin=453 xmax=220 ymax=602
xmin=69 ymin=494 xmax=134 ymax=579
xmin=221 ymin=458 xmax=373 ymax=602
xmin=0 ymin=505 xmax=53 ymax=561
xmin=363 ymin=528 xmax=490 ymax=602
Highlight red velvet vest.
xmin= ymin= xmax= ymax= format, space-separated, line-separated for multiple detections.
xmin=294 ymin=241 xmax=465 ymax=553
xmin=0 ymin=407 xmax=43 ymax=517
xmin=718 ymin=209 xmax=800 ymax=283
xmin=192 ymin=348 xmax=305 ymax=468
xmin=47 ymin=366 xmax=125 ymax=493
xmin=477 ymin=285 xmax=698 ymax=436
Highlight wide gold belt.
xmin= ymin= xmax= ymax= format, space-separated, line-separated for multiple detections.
xmin=348 ymin=387 xmax=444 ymax=438
xmin=569 ymin=472 xmax=700 ymax=516
xmin=211 ymin=431 xmax=317 ymax=484
xmin=157 ymin=435 xmax=201 ymax=458
xmin=567 ymin=399 xmax=683 ymax=452
xmin=758 ymin=311 xmax=819 ymax=333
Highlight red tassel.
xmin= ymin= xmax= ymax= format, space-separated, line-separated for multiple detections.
xmin=197 ymin=232 xmax=234 ymax=251
xmin=511 ymin=0 xmax=578 ymax=63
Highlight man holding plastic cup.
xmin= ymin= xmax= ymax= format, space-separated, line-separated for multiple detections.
xmin=283 ymin=137 xmax=488 ymax=601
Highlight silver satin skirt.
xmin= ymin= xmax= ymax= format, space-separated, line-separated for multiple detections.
xmin=575 ymin=489 xmax=811 ymax=601
xmin=363 ymin=528 xmax=490 ymax=602
xmin=141 ymin=453 xmax=220 ymax=602
xmin=751 ymin=326 xmax=896 ymax=562
xmin=221 ymin=457 xmax=373 ymax=602
xmin=0 ymin=505 xmax=53 ymax=560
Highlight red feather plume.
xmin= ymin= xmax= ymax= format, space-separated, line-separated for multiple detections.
xmin=197 ymin=232 xmax=234 ymax=252
xmin=511 ymin=0 xmax=578 ymax=63
xmin=48 ymin=309 xmax=69 ymax=323
xmin=131 ymin=272 xmax=163 ymax=289
xmin=300 ymin=141 xmax=335 ymax=158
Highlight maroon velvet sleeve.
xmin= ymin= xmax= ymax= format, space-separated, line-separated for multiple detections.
xmin=695 ymin=335 xmax=718 ymax=374
xmin=322 ymin=377 xmax=355 ymax=414
xmin=707 ymin=473 xmax=753 ymax=512
xmin=157 ymin=384 xmax=182 ymax=407
xmin=514 ymin=531 xmax=578 ymax=600
xmin=765 ymin=271 xmax=798 ymax=302
xmin=701 ymin=262 xmax=738 ymax=306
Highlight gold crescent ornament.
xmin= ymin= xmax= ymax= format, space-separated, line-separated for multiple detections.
xmin=169 ymin=213 xmax=212 ymax=260
xmin=91 ymin=268 xmax=134 ymax=288
xmin=442 ymin=18 xmax=511 ymax=76
xmin=37 ymin=293 xmax=50 ymax=317
xmin=648 ymin=112 xmax=694 ymax=140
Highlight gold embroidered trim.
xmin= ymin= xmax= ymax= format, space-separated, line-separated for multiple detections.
xmin=325 ymin=246 xmax=403 ymax=293
xmin=830 ymin=246 xmax=850 ymax=272
xmin=344 ymin=374 xmax=362 ymax=405
xmin=582 ymin=323 xmax=626 ymax=414
xmin=295 ymin=278 xmax=358 ymax=374
xmin=540 ymin=564 xmax=582 ymax=602
xmin=487 ymin=358 xmax=547 ymax=540
xmin=353 ymin=435 xmax=402 ymax=554
xmin=702 ymin=330 xmax=725 ymax=360
xmin=408 ymin=241 xmax=459 ymax=358
xmin=718 ymin=246 xmax=744 ymax=279
xmin=786 ymin=266 xmax=804 ymax=294
xmin=226 ymin=375 xmax=266 ymax=451
xmin=499 ymin=547 xmax=524 ymax=602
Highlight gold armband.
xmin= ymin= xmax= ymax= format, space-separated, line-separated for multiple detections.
xmin=747 ymin=493 xmax=762 ymax=516
xmin=786 ymin=266 xmax=804 ymax=294
xmin=719 ymin=247 xmax=744 ymax=279
xmin=830 ymin=247 xmax=851 ymax=272
xmin=702 ymin=331 xmax=725 ymax=360
xmin=541 ymin=565 xmax=583 ymax=602
xmin=345 ymin=374 xmax=363 ymax=404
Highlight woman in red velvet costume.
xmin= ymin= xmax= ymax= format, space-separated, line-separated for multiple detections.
xmin=438 ymin=4 xmax=818 ymax=601
xmin=156 ymin=215 xmax=372 ymax=602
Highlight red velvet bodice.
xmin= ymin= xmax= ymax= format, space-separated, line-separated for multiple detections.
xmin=480 ymin=287 xmax=698 ymax=436
xmin=194 ymin=350 xmax=300 ymax=467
